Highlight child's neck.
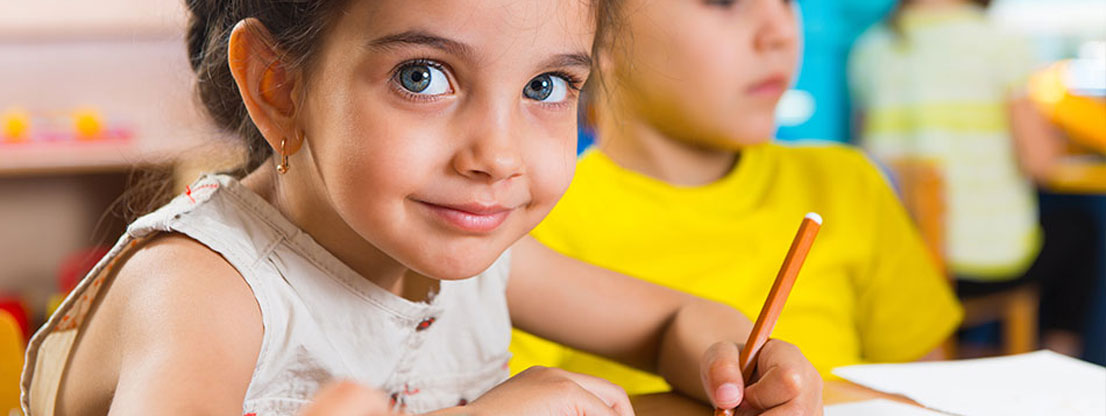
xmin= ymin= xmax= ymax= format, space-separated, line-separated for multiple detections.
xmin=595 ymin=102 xmax=739 ymax=187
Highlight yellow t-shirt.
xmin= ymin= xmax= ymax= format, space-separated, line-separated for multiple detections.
xmin=510 ymin=142 xmax=963 ymax=393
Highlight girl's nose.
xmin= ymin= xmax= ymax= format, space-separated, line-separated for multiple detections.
xmin=452 ymin=144 xmax=525 ymax=182
xmin=754 ymin=0 xmax=800 ymax=52
xmin=451 ymin=111 xmax=525 ymax=183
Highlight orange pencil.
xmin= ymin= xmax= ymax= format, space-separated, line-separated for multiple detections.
xmin=737 ymin=212 xmax=822 ymax=382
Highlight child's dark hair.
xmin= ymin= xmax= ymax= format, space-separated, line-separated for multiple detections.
xmin=185 ymin=0 xmax=351 ymax=174
xmin=185 ymin=0 xmax=622 ymax=175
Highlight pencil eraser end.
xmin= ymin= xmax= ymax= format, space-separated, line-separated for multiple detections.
xmin=804 ymin=212 xmax=823 ymax=225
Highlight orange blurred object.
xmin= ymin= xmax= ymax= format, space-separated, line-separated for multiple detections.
xmin=0 ymin=310 xmax=24 ymax=415
xmin=1 ymin=108 xmax=31 ymax=143
xmin=1029 ymin=60 xmax=1106 ymax=155
xmin=0 ymin=297 xmax=29 ymax=344
xmin=72 ymin=108 xmax=104 ymax=140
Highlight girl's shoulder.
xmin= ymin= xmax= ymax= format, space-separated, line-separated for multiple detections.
xmin=755 ymin=141 xmax=894 ymax=201
xmin=107 ymin=232 xmax=261 ymax=336
xmin=55 ymin=232 xmax=261 ymax=415
xmin=108 ymin=232 xmax=262 ymax=366
xmin=761 ymin=141 xmax=880 ymax=177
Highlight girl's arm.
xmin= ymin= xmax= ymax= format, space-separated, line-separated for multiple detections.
xmin=1009 ymin=95 xmax=1063 ymax=183
xmin=507 ymin=236 xmax=821 ymax=411
xmin=99 ymin=235 xmax=263 ymax=415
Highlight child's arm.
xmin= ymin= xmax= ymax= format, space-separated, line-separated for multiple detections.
xmin=94 ymin=235 xmax=262 ymax=414
xmin=1008 ymin=94 xmax=1063 ymax=183
xmin=506 ymin=236 xmax=822 ymax=412
xmin=303 ymin=376 xmax=630 ymax=416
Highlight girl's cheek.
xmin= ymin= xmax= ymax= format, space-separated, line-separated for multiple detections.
xmin=534 ymin=150 xmax=576 ymax=204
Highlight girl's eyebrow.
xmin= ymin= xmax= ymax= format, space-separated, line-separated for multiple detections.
xmin=367 ymin=29 xmax=591 ymax=71
xmin=367 ymin=30 xmax=474 ymax=58
xmin=540 ymin=53 xmax=592 ymax=71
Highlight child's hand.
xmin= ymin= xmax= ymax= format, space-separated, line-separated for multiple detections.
xmin=466 ymin=366 xmax=634 ymax=416
xmin=700 ymin=340 xmax=822 ymax=415
xmin=299 ymin=380 xmax=401 ymax=416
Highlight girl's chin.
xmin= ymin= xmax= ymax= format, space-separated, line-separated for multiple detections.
xmin=726 ymin=125 xmax=777 ymax=147
xmin=408 ymin=252 xmax=504 ymax=281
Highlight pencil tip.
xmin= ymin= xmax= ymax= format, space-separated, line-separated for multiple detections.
xmin=804 ymin=212 xmax=822 ymax=225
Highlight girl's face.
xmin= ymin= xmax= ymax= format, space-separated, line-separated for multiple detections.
xmin=610 ymin=0 xmax=798 ymax=149
xmin=296 ymin=0 xmax=594 ymax=279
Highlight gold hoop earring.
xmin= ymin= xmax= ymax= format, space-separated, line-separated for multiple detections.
xmin=276 ymin=137 xmax=290 ymax=174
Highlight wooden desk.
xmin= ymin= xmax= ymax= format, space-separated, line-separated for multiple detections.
xmin=631 ymin=380 xmax=921 ymax=415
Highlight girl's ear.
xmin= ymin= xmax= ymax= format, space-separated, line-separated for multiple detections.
xmin=228 ymin=18 xmax=305 ymax=155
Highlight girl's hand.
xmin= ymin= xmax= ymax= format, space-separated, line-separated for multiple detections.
xmin=700 ymin=340 xmax=822 ymax=415
xmin=466 ymin=366 xmax=635 ymax=416
xmin=299 ymin=380 xmax=401 ymax=416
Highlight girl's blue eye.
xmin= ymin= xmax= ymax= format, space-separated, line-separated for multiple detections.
xmin=397 ymin=63 xmax=450 ymax=95
xmin=523 ymin=74 xmax=569 ymax=103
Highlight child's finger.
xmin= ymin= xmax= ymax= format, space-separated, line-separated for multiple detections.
xmin=740 ymin=363 xmax=803 ymax=410
xmin=700 ymin=342 xmax=746 ymax=409
xmin=299 ymin=380 xmax=394 ymax=416
xmin=566 ymin=383 xmax=628 ymax=416
xmin=555 ymin=369 xmax=634 ymax=416
xmin=740 ymin=339 xmax=823 ymax=415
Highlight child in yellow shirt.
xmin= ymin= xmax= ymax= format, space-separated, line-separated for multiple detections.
xmin=510 ymin=0 xmax=964 ymax=393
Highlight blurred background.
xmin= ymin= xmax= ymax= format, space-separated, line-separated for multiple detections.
xmin=0 ymin=0 xmax=1103 ymax=414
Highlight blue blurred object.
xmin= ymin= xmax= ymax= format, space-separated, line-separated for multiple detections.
xmin=577 ymin=126 xmax=595 ymax=155
xmin=775 ymin=0 xmax=896 ymax=143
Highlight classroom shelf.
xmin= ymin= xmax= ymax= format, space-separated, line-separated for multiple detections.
xmin=0 ymin=140 xmax=186 ymax=176
xmin=0 ymin=1 xmax=186 ymax=40
xmin=0 ymin=34 xmax=214 ymax=177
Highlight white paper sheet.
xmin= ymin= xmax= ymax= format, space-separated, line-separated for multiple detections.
xmin=825 ymin=399 xmax=947 ymax=416
xmin=833 ymin=350 xmax=1106 ymax=416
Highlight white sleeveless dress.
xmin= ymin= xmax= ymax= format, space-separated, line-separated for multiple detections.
xmin=22 ymin=174 xmax=513 ymax=415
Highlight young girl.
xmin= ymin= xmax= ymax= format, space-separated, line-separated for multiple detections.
xmin=510 ymin=0 xmax=963 ymax=396
xmin=20 ymin=0 xmax=822 ymax=415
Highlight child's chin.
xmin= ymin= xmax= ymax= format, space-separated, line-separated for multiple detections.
xmin=410 ymin=253 xmax=502 ymax=281
xmin=721 ymin=131 xmax=773 ymax=150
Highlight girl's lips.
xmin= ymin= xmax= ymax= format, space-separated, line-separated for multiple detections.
xmin=746 ymin=76 xmax=788 ymax=97
xmin=416 ymin=200 xmax=513 ymax=234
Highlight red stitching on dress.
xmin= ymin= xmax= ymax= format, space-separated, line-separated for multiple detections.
xmin=416 ymin=317 xmax=435 ymax=331
xmin=185 ymin=184 xmax=219 ymax=204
